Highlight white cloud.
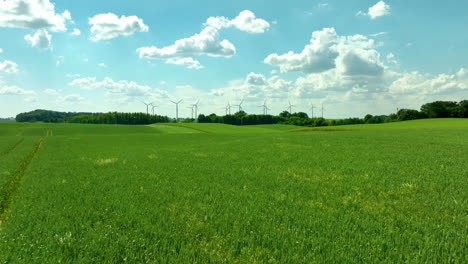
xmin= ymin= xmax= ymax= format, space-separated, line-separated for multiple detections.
xmin=24 ymin=29 xmax=52 ymax=50
xmin=166 ymin=58 xmax=203 ymax=69
xmin=264 ymin=28 xmax=384 ymax=76
xmin=59 ymin=94 xmax=85 ymax=102
xmin=98 ymin=63 xmax=107 ymax=68
xmin=89 ymin=13 xmax=149 ymax=41
xmin=358 ymin=1 xmax=390 ymax=19
xmin=389 ymin=71 xmax=468 ymax=95
xmin=245 ymin=72 xmax=267 ymax=86
xmin=205 ymin=10 xmax=270 ymax=33
xmin=209 ymin=72 xmax=293 ymax=100
xmin=44 ymin=88 xmax=58 ymax=95
xmin=0 ymin=60 xmax=19 ymax=73
xmin=386 ymin=53 xmax=398 ymax=65
xmin=69 ymin=77 xmax=97 ymax=89
xmin=369 ymin=32 xmax=387 ymax=37
xmin=0 ymin=48 xmax=3 ymax=54
xmin=68 ymin=77 xmax=169 ymax=99
xmin=137 ymin=10 xmax=267 ymax=69
xmin=137 ymin=26 xmax=235 ymax=68
xmin=336 ymin=48 xmax=384 ymax=76
xmin=0 ymin=86 xmax=36 ymax=95
xmin=70 ymin=28 xmax=81 ymax=36
xmin=457 ymin=68 xmax=468 ymax=78
xmin=264 ymin=28 xmax=339 ymax=73
xmin=138 ymin=27 xmax=235 ymax=59
xmin=0 ymin=0 xmax=71 ymax=32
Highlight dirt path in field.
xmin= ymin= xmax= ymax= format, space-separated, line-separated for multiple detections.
xmin=0 ymin=138 xmax=24 ymax=159
xmin=0 ymin=137 xmax=43 ymax=229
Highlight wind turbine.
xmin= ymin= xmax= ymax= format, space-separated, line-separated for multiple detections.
xmin=234 ymin=98 xmax=244 ymax=112
xmin=310 ymin=104 xmax=315 ymax=118
xmin=170 ymin=99 xmax=183 ymax=120
xmin=226 ymin=102 xmax=233 ymax=115
xmin=259 ymin=100 xmax=270 ymax=115
xmin=150 ymin=103 xmax=157 ymax=115
xmin=321 ymin=103 xmax=325 ymax=118
xmin=192 ymin=100 xmax=200 ymax=118
xmin=287 ymin=100 xmax=295 ymax=113
xmin=187 ymin=105 xmax=194 ymax=119
xmin=140 ymin=101 xmax=153 ymax=114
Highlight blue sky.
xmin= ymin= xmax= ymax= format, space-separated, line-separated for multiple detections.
xmin=1 ymin=0 xmax=467 ymax=118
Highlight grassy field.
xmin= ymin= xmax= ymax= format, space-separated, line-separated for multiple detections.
xmin=0 ymin=120 xmax=467 ymax=263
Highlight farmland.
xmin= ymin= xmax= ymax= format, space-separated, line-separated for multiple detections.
xmin=0 ymin=119 xmax=467 ymax=263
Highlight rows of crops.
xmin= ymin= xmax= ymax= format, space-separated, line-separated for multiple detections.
xmin=0 ymin=120 xmax=467 ymax=263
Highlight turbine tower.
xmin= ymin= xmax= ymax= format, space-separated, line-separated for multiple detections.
xmin=310 ymin=104 xmax=315 ymax=118
xmin=170 ymin=99 xmax=183 ymax=120
xmin=321 ymin=103 xmax=325 ymax=118
xmin=226 ymin=102 xmax=233 ymax=115
xmin=288 ymin=100 xmax=295 ymax=113
xmin=187 ymin=105 xmax=194 ymax=119
xmin=192 ymin=100 xmax=200 ymax=118
xmin=234 ymin=98 xmax=244 ymax=112
xmin=150 ymin=103 xmax=157 ymax=115
xmin=140 ymin=101 xmax=153 ymax=115
xmin=259 ymin=100 xmax=270 ymax=115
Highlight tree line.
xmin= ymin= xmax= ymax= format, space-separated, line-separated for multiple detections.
xmin=16 ymin=110 xmax=169 ymax=125
xmin=15 ymin=100 xmax=467 ymax=126
xmin=197 ymin=100 xmax=467 ymax=127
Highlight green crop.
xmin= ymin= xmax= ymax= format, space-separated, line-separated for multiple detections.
xmin=0 ymin=119 xmax=467 ymax=263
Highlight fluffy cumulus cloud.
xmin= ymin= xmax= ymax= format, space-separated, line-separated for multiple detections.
xmin=166 ymin=58 xmax=203 ymax=69
xmin=210 ymin=72 xmax=294 ymax=100
xmin=138 ymin=27 xmax=235 ymax=59
xmin=358 ymin=1 xmax=391 ymax=19
xmin=137 ymin=10 xmax=268 ymax=69
xmin=264 ymin=28 xmax=339 ymax=73
xmin=389 ymin=70 xmax=468 ymax=95
xmin=0 ymin=60 xmax=19 ymax=73
xmin=24 ymin=29 xmax=52 ymax=50
xmin=0 ymin=85 xmax=36 ymax=95
xmin=0 ymin=0 xmax=71 ymax=31
xmin=0 ymin=0 xmax=71 ymax=50
xmin=264 ymin=28 xmax=384 ymax=77
xmin=205 ymin=10 xmax=270 ymax=34
xmin=89 ymin=13 xmax=149 ymax=41
xmin=70 ymin=28 xmax=81 ymax=36
xmin=137 ymin=26 xmax=235 ymax=69
xmin=68 ymin=77 xmax=169 ymax=100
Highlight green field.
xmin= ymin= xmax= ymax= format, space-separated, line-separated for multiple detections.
xmin=0 ymin=119 xmax=467 ymax=263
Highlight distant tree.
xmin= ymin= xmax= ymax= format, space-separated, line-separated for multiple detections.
xmin=457 ymin=100 xmax=468 ymax=118
xmin=279 ymin=111 xmax=291 ymax=118
xmin=420 ymin=101 xmax=458 ymax=118
xmin=385 ymin=113 xmax=398 ymax=122
xmin=197 ymin=114 xmax=210 ymax=123
xmin=397 ymin=109 xmax=427 ymax=121
xmin=292 ymin=112 xmax=309 ymax=119
xmin=364 ymin=114 xmax=373 ymax=123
